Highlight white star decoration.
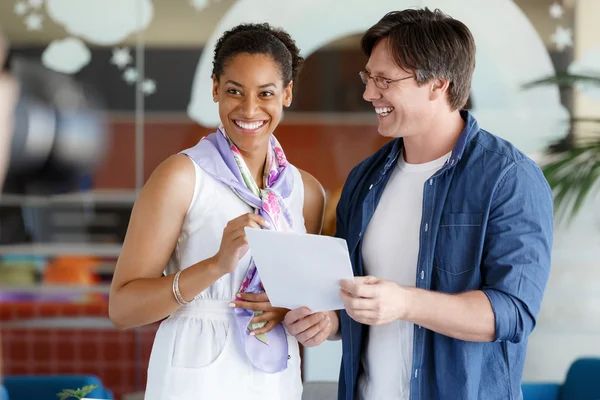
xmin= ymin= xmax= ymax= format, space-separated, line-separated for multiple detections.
xmin=551 ymin=26 xmax=573 ymax=51
xmin=190 ymin=0 xmax=210 ymax=11
xmin=24 ymin=13 xmax=43 ymax=31
xmin=111 ymin=47 xmax=133 ymax=69
xmin=28 ymin=0 xmax=44 ymax=9
xmin=123 ymin=68 xmax=138 ymax=84
xmin=142 ymin=79 xmax=156 ymax=95
xmin=549 ymin=2 xmax=564 ymax=19
xmin=14 ymin=1 xmax=28 ymax=15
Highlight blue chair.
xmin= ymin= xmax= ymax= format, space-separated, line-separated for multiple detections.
xmin=522 ymin=358 xmax=600 ymax=400
xmin=522 ymin=382 xmax=561 ymax=400
xmin=3 ymin=375 xmax=113 ymax=400
xmin=1 ymin=384 xmax=9 ymax=400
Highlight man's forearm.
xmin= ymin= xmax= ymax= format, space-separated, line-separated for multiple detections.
xmin=404 ymin=288 xmax=496 ymax=342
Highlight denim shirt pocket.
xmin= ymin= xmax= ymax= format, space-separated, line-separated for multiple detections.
xmin=434 ymin=213 xmax=483 ymax=283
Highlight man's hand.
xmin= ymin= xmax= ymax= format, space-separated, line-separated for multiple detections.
xmin=340 ymin=276 xmax=409 ymax=326
xmin=229 ymin=292 xmax=288 ymax=336
xmin=283 ymin=308 xmax=337 ymax=347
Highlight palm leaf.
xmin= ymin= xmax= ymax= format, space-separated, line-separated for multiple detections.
xmin=521 ymin=71 xmax=600 ymax=222
xmin=522 ymin=72 xmax=600 ymax=89
xmin=78 ymin=385 xmax=98 ymax=397
xmin=56 ymin=384 xmax=97 ymax=399
xmin=541 ymin=137 xmax=600 ymax=225
xmin=57 ymin=390 xmax=77 ymax=400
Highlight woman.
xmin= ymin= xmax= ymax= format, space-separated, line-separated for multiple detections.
xmin=108 ymin=23 xmax=326 ymax=399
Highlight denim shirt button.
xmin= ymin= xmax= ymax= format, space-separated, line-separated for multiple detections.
xmin=429 ymin=179 xmax=433 ymax=186
xmin=369 ymin=184 xmax=373 ymax=190
xmin=425 ymin=223 xmax=429 ymax=232
xmin=420 ymin=270 xmax=424 ymax=280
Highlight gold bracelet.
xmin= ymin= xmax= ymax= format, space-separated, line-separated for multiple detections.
xmin=172 ymin=270 xmax=188 ymax=306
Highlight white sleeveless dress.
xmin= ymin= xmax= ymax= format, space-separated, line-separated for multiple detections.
xmin=144 ymin=157 xmax=306 ymax=400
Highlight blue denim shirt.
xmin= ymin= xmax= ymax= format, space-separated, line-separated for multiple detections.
xmin=335 ymin=110 xmax=554 ymax=400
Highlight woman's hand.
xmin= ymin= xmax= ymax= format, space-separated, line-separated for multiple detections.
xmin=229 ymin=292 xmax=289 ymax=335
xmin=214 ymin=213 xmax=270 ymax=275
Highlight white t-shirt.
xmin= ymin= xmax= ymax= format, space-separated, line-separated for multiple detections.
xmin=358 ymin=150 xmax=451 ymax=400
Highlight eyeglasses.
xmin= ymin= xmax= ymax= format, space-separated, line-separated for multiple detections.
xmin=359 ymin=70 xmax=413 ymax=90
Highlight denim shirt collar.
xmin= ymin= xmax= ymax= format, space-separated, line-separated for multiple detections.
xmin=382 ymin=109 xmax=480 ymax=175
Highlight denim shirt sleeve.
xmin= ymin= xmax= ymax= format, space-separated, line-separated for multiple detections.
xmin=481 ymin=159 xmax=554 ymax=343
xmin=335 ymin=164 xmax=360 ymax=241
xmin=335 ymin=188 xmax=348 ymax=240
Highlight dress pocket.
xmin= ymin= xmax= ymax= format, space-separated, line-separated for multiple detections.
xmin=171 ymin=318 xmax=230 ymax=370
xmin=165 ymin=321 xmax=248 ymax=399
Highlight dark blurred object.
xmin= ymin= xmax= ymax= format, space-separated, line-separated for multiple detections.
xmin=3 ymin=55 xmax=109 ymax=196
xmin=0 ymin=55 xmax=110 ymax=245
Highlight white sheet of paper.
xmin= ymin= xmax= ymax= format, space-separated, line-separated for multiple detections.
xmin=244 ymin=228 xmax=354 ymax=312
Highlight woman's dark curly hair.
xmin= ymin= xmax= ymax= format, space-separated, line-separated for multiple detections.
xmin=212 ymin=23 xmax=304 ymax=87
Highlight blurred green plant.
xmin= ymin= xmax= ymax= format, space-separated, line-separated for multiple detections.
xmin=56 ymin=384 xmax=98 ymax=400
xmin=523 ymin=71 xmax=600 ymax=224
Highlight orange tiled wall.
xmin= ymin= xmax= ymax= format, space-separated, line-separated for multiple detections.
xmin=93 ymin=119 xmax=390 ymax=192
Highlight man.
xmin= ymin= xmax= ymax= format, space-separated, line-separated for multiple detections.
xmin=283 ymin=8 xmax=554 ymax=400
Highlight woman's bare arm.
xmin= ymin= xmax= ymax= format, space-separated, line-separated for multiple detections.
xmin=109 ymin=155 xmax=224 ymax=329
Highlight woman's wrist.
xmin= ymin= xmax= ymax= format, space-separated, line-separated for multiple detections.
xmin=327 ymin=311 xmax=341 ymax=341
